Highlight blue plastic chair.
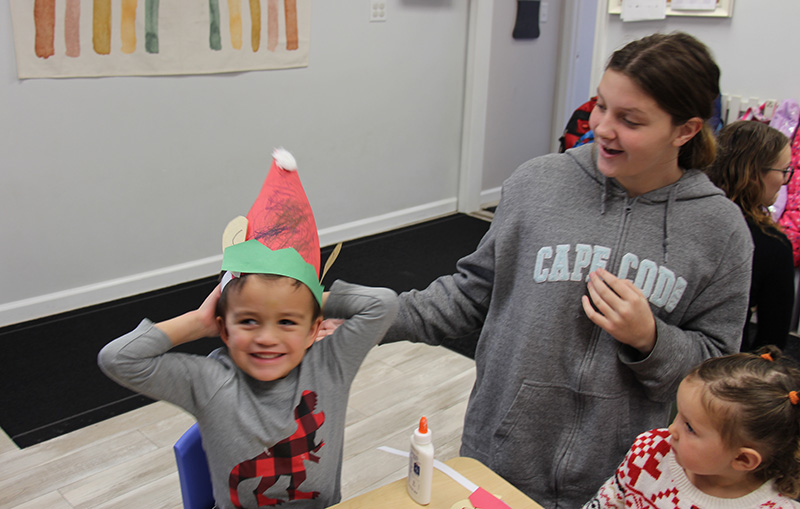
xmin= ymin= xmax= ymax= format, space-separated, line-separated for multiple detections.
xmin=173 ymin=423 xmax=215 ymax=509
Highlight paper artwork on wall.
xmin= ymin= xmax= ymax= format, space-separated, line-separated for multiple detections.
xmin=670 ymin=0 xmax=717 ymax=9
xmin=9 ymin=0 xmax=310 ymax=79
xmin=608 ymin=0 xmax=734 ymax=17
xmin=620 ymin=0 xmax=667 ymax=21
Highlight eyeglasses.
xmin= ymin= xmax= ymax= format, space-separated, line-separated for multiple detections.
xmin=766 ymin=166 xmax=795 ymax=184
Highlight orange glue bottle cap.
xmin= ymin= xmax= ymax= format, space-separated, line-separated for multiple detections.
xmin=414 ymin=416 xmax=432 ymax=444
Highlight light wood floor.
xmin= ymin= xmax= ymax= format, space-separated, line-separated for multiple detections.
xmin=0 ymin=341 xmax=477 ymax=509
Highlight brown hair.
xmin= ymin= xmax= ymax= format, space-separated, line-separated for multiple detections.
xmin=686 ymin=345 xmax=800 ymax=496
xmin=607 ymin=32 xmax=720 ymax=170
xmin=216 ymin=273 xmax=322 ymax=320
xmin=705 ymin=121 xmax=790 ymax=233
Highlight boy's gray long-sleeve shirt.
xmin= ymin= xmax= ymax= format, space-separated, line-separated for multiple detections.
xmin=99 ymin=281 xmax=398 ymax=509
xmin=382 ymin=144 xmax=753 ymax=508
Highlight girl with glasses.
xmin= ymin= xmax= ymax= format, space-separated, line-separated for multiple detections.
xmin=706 ymin=121 xmax=794 ymax=352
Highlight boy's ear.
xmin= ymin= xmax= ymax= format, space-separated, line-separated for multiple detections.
xmin=217 ymin=316 xmax=229 ymax=345
xmin=732 ymin=447 xmax=762 ymax=472
xmin=306 ymin=316 xmax=323 ymax=347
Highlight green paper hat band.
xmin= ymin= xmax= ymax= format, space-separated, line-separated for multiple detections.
xmin=221 ymin=240 xmax=324 ymax=305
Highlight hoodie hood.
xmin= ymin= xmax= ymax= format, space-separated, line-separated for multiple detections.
xmin=566 ymin=143 xmax=726 ymax=263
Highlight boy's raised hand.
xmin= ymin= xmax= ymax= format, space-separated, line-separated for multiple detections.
xmin=156 ymin=284 xmax=222 ymax=346
xmin=197 ymin=283 xmax=223 ymax=330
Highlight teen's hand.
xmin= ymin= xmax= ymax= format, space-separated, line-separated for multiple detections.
xmin=581 ymin=268 xmax=656 ymax=355
xmin=315 ymin=318 xmax=345 ymax=342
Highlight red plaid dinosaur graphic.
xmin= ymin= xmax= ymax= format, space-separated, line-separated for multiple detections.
xmin=229 ymin=390 xmax=325 ymax=507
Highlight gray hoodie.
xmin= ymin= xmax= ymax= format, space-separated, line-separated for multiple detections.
xmin=382 ymin=144 xmax=753 ymax=508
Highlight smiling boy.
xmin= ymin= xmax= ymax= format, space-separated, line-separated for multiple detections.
xmin=100 ymin=270 xmax=397 ymax=508
xmin=216 ymin=273 xmax=323 ymax=382
xmin=98 ymin=150 xmax=398 ymax=508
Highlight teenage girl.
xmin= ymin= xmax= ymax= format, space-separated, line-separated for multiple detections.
xmin=706 ymin=121 xmax=794 ymax=351
xmin=585 ymin=346 xmax=800 ymax=508
xmin=381 ymin=32 xmax=753 ymax=508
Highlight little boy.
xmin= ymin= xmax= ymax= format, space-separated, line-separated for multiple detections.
xmin=98 ymin=149 xmax=399 ymax=508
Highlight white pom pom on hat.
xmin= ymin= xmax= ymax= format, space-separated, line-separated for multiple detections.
xmin=272 ymin=147 xmax=297 ymax=171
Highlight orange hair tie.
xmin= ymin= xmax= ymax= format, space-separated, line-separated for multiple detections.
xmin=761 ymin=353 xmax=774 ymax=362
xmin=790 ymin=391 xmax=799 ymax=406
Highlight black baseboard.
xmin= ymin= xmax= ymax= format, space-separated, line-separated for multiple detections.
xmin=1 ymin=213 xmax=490 ymax=447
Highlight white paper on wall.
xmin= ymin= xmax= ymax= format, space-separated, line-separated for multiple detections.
xmin=620 ymin=0 xmax=667 ymax=21
xmin=671 ymin=0 xmax=717 ymax=11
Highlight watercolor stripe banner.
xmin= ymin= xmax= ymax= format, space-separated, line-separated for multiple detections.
xmin=10 ymin=0 xmax=309 ymax=79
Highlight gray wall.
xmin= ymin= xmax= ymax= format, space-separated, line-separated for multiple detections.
xmin=595 ymin=0 xmax=800 ymax=106
xmin=1 ymin=2 xmax=470 ymax=324
xmin=9 ymin=1 xmax=793 ymax=327
xmin=0 ymin=1 xmax=567 ymax=326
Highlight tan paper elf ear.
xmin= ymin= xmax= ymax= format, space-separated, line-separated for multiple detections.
xmin=320 ymin=242 xmax=342 ymax=283
xmin=222 ymin=215 xmax=249 ymax=251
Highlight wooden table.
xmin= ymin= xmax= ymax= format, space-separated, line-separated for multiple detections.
xmin=330 ymin=457 xmax=543 ymax=508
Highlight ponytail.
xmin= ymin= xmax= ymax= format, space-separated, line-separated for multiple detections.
xmin=679 ymin=123 xmax=717 ymax=170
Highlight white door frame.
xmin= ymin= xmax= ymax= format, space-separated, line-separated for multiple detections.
xmin=457 ymin=0 xmax=606 ymax=212
xmin=550 ymin=0 xmax=604 ymax=153
xmin=457 ymin=0 xmax=494 ymax=214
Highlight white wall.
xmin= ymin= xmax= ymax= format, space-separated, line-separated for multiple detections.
xmin=0 ymin=1 xmax=472 ymax=325
xmin=1 ymin=0 xmax=568 ymax=327
xmin=595 ymin=1 xmax=800 ymax=106
xmin=481 ymin=0 xmax=563 ymax=193
xmin=551 ymin=0 xmax=598 ymax=153
xmin=457 ymin=0 xmax=565 ymax=212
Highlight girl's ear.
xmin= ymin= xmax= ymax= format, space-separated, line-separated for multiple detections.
xmin=217 ymin=316 xmax=229 ymax=346
xmin=732 ymin=447 xmax=763 ymax=472
xmin=673 ymin=117 xmax=704 ymax=147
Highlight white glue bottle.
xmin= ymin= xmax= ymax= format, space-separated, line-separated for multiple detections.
xmin=407 ymin=416 xmax=434 ymax=505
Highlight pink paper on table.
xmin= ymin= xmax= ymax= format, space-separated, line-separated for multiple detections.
xmin=469 ymin=487 xmax=513 ymax=509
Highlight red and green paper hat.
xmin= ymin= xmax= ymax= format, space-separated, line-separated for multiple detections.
xmin=220 ymin=148 xmax=324 ymax=305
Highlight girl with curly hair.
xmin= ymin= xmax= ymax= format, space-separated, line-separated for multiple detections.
xmin=585 ymin=346 xmax=800 ymax=508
